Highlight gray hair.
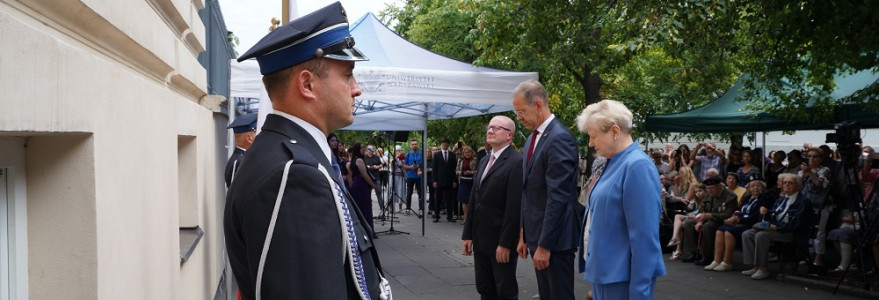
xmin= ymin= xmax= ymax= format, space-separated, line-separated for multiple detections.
xmin=778 ymin=173 xmax=802 ymax=190
xmin=512 ymin=80 xmax=548 ymax=105
xmin=576 ymin=99 xmax=634 ymax=134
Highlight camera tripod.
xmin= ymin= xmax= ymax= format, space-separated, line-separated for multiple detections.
xmin=376 ymin=143 xmax=409 ymax=236
xmin=832 ymin=142 xmax=877 ymax=293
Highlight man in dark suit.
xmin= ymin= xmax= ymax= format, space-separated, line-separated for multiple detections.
xmin=433 ymin=137 xmax=458 ymax=222
xmin=224 ymin=3 xmax=391 ymax=299
xmin=224 ymin=113 xmax=257 ymax=187
xmin=513 ymin=80 xmax=580 ymax=300
xmin=462 ymin=116 xmax=523 ymax=299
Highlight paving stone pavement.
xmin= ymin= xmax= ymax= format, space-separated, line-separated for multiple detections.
xmin=368 ymin=196 xmax=876 ymax=299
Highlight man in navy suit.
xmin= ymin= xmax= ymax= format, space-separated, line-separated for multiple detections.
xmin=433 ymin=137 xmax=458 ymax=222
xmin=462 ymin=116 xmax=523 ymax=299
xmin=513 ymin=80 xmax=580 ymax=299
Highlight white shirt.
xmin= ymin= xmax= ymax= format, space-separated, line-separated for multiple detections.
xmin=531 ymin=114 xmax=556 ymax=149
xmin=490 ymin=144 xmax=511 ymax=161
xmin=272 ymin=111 xmax=332 ymax=164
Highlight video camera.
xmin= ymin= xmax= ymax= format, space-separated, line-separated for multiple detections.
xmin=825 ymin=121 xmax=862 ymax=145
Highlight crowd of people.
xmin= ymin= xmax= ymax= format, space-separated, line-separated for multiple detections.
xmin=649 ymin=139 xmax=879 ymax=280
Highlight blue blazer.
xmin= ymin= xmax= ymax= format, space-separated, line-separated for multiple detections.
xmin=580 ymin=141 xmax=666 ymax=299
xmin=520 ymin=118 xmax=580 ymax=252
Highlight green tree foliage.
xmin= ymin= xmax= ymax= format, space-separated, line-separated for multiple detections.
xmin=381 ymin=0 xmax=879 ymax=150
xmin=641 ymin=0 xmax=879 ymax=122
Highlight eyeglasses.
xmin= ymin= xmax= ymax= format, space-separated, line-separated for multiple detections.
xmin=485 ymin=125 xmax=511 ymax=132
xmin=782 ymin=181 xmax=796 ymax=185
xmin=514 ymin=109 xmax=526 ymax=116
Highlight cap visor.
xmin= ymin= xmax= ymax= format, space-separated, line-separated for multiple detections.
xmin=324 ymin=46 xmax=369 ymax=61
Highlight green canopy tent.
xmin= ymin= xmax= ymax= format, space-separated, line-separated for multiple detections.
xmin=645 ymin=69 xmax=879 ymax=133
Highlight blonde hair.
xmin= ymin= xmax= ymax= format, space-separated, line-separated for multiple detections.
xmin=677 ymin=166 xmax=698 ymax=193
xmin=576 ymin=99 xmax=633 ymax=134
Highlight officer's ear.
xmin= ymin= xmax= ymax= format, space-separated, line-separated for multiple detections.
xmin=296 ymin=68 xmax=318 ymax=101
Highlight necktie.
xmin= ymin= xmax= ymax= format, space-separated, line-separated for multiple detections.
xmin=480 ymin=154 xmax=496 ymax=183
xmin=775 ymin=197 xmax=789 ymax=215
xmin=443 ymin=151 xmax=447 ymax=162
xmin=329 ymin=178 xmax=372 ymax=299
xmin=526 ymin=130 xmax=539 ymax=163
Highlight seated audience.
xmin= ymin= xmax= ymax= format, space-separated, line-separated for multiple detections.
xmin=707 ymin=175 xmax=768 ymax=272
xmin=668 ymin=183 xmax=706 ymax=260
xmin=736 ymin=149 xmax=762 ymax=187
xmin=741 ymin=173 xmax=810 ymax=280
xmin=725 ymin=172 xmax=747 ymax=204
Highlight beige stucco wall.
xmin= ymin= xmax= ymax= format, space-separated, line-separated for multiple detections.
xmin=0 ymin=0 xmax=224 ymax=299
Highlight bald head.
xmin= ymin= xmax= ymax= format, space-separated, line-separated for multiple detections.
xmin=486 ymin=115 xmax=515 ymax=149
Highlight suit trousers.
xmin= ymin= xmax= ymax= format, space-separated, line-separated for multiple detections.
xmin=436 ymin=186 xmax=456 ymax=219
xmin=534 ymin=249 xmax=575 ymax=300
xmin=742 ymin=229 xmax=793 ymax=266
xmin=474 ymin=251 xmax=518 ymax=300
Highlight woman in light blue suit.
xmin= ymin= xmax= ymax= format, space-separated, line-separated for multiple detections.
xmin=577 ymin=100 xmax=667 ymax=300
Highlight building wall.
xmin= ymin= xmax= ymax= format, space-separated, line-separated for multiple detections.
xmin=0 ymin=0 xmax=224 ymax=299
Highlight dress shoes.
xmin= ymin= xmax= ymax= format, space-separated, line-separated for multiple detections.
xmin=681 ymin=253 xmax=699 ymax=263
xmin=694 ymin=257 xmax=711 ymax=266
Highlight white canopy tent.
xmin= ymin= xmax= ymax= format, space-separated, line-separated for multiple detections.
xmin=230 ymin=12 xmax=538 ymax=131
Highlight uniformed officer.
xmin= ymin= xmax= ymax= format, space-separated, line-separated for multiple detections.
xmin=223 ymin=2 xmax=391 ymax=299
xmin=224 ymin=113 xmax=257 ymax=187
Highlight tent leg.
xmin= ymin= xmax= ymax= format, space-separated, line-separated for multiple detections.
xmin=422 ymin=106 xmax=428 ymax=237
xmin=762 ymin=132 xmax=766 ymax=170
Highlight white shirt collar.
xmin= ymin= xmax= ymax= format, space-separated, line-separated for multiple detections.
xmin=536 ymin=114 xmax=555 ymax=133
xmin=491 ymin=144 xmax=511 ymax=159
xmin=272 ymin=111 xmax=332 ymax=163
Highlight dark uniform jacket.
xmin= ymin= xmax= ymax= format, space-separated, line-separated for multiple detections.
xmin=224 ymin=114 xmax=386 ymax=299
xmin=224 ymin=147 xmax=245 ymax=187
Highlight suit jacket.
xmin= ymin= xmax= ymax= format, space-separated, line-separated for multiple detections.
xmin=432 ymin=150 xmax=457 ymax=187
xmin=581 ymin=141 xmax=666 ymax=299
xmin=769 ymin=191 xmax=810 ymax=233
xmin=521 ymin=118 xmax=580 ymax=251
xmin=224 ymin=147 xmax=245 ymax=187
xmin=462 ymin=146 xmax=523 ymax=255
xmin=224 ymin=114 xmax=386 ymax=300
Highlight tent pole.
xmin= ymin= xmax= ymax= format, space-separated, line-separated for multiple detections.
xmin=421 ymin=106 xmax=428 ymax=236
xmin=762 ymin=132 xmax=767 ymax=171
